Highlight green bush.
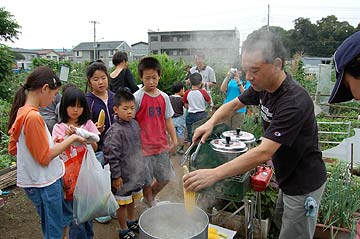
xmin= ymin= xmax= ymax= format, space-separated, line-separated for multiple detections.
xmin=128 ymin=53 xmax=188 ymax=95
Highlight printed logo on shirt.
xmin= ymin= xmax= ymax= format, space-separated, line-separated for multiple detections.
xmin=260 ymin=104 xmax=273 ymax=123
xmin=274 ymin=131 xmax=281 ymax=137
xmin=149 ymin=106 xmax=162 ymax=117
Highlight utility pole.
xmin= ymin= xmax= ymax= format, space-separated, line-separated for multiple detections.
xmin=89 ymin=20 xmax=99 ymax=61
xmin=267 ymin=4 xmax=270 ymax=31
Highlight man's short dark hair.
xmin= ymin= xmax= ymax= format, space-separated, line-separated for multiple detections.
xmin=190 ymin=72 xmax=202 ymax=86
xmin=172 ymin=81 xmax=184 ymax=93
xmin=138 ymin=57 xmax=162 ymax=78
xmin=242 ymin=30 xmax=287 ymax=68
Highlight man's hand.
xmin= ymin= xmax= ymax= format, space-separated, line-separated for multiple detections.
xmin=183 ymin=168 xmax=218 ymax=192
xmin=192 ymin=121 xmax=214 ymax=143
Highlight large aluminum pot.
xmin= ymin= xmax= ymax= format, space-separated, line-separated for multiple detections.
xmin=139 ymin=203 xmax=208 ymax=239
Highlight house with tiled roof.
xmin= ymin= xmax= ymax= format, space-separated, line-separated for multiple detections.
xmin=72 ymin=41 xmax=132 ymax=68
xmin=35 ymin=49 xmax=60 ymax=61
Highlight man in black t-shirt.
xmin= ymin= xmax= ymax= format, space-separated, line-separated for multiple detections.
xmin=183 ymin=31 xmax=326 ymax=239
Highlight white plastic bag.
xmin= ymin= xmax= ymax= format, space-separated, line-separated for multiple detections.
xmin=73 ymin=145 xmax=119 ymax=223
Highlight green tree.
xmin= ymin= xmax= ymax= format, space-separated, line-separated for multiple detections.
xmin=0 ymin=7 xmax=21 ymax=100
xmin=0 ymin=7 xmax=21 ymax=42
xmin=288 ymin=18 xmax=318 ymax=56
xmin=315 ymin=15 xmax=355 ymax=56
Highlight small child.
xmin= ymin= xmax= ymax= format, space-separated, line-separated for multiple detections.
xmin=183 ymin=72 xmax=211 ymax=143
xmin=134 ymin=57 xmax=178 ymax=207
xmin=103 ymin=88 xmax=145 ymax=239
xmin=8 ymin=66 xmax=86 ymax=239
xmin=169 ymin=81 xmax=185 ymax=154
xmin=52 ymin=86 xmax=100 ymax=239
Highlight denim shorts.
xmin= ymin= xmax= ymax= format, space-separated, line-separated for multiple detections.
xmin=173 ymin=115 xmax=185 ymax=139
xmin=24 ymin=179 xmax=64 ymax=239
xmin=143 ymin=152 xmax=175 ymax=186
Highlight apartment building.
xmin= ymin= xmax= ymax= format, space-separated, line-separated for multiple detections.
xmin=148 ymin=29 xmax=240 ymax=67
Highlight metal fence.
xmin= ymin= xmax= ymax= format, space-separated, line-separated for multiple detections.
xmin=317 ymin=121 xmax=352 ymax=146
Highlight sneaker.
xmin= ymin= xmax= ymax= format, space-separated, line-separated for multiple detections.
xmin=127 ymin=220 xmax=139 ymax=234
xmin=177 ymin=148 xmax=184 ymax=154
xmin=94 ymin=215 xmax=112 ymax=224
xmin=119 ymin=229 xmax=138 ymax=239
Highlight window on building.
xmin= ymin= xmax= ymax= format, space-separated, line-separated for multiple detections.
xmin=150 ymin=36 xmax=159 ymax=42
xmin=182 ymin=35 xmax=191 ymax=41
xmin=75 ymin=51 xmax=82 ymax=57
xmin=161 ymin=35 xmax=171 ymax=42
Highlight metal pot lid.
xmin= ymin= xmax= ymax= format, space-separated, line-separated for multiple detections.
xmin=221 ymin=129 xmax=255 ymax=142
xmin=210 ymin=137 xmax=248 ymax=153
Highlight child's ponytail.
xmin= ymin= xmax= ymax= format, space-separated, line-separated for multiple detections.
xmin=8 ymin=86 xmax=27 ymax=131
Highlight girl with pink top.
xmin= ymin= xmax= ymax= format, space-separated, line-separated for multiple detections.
xmin=52 ymin=85 xmax=100 ymax=239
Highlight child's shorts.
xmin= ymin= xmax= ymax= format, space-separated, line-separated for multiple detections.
xmin=173 ymin=115 xmax=185 ymax=139
xmin=113 ymin=188 xmax=143 ymax=206
xmin=144 ymin=152 xmax=175 ymax=186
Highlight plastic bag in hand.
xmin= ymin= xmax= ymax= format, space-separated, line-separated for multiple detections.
xmin=73 ymin=145 xmax=119 ymax=223
xmin=75 ymin=127 xmax=100 ymax=143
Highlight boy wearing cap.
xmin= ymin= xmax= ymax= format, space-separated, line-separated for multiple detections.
xmin=329 ymin=31 xmax=360 ymax=104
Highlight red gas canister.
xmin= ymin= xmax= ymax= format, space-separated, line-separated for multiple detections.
xmin=250 ymin=165 xmax=273 ymax=192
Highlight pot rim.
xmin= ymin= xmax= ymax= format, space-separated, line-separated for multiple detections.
xmin=138 ymin=202 xmax=209 ymax=239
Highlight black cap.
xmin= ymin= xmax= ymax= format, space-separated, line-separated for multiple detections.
xmin=328 ymin=31 xmax=360 ymax=104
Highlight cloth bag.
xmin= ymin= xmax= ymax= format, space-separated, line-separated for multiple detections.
xmin=73 ymin=145 xmax=118 ymax=223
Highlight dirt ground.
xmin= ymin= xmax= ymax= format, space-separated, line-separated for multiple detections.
xmin=0 ymin=154 xmax=193 ymax=239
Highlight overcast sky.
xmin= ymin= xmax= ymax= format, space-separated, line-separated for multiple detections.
xmin=1 ymin=0 xmax=359 ymax=49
